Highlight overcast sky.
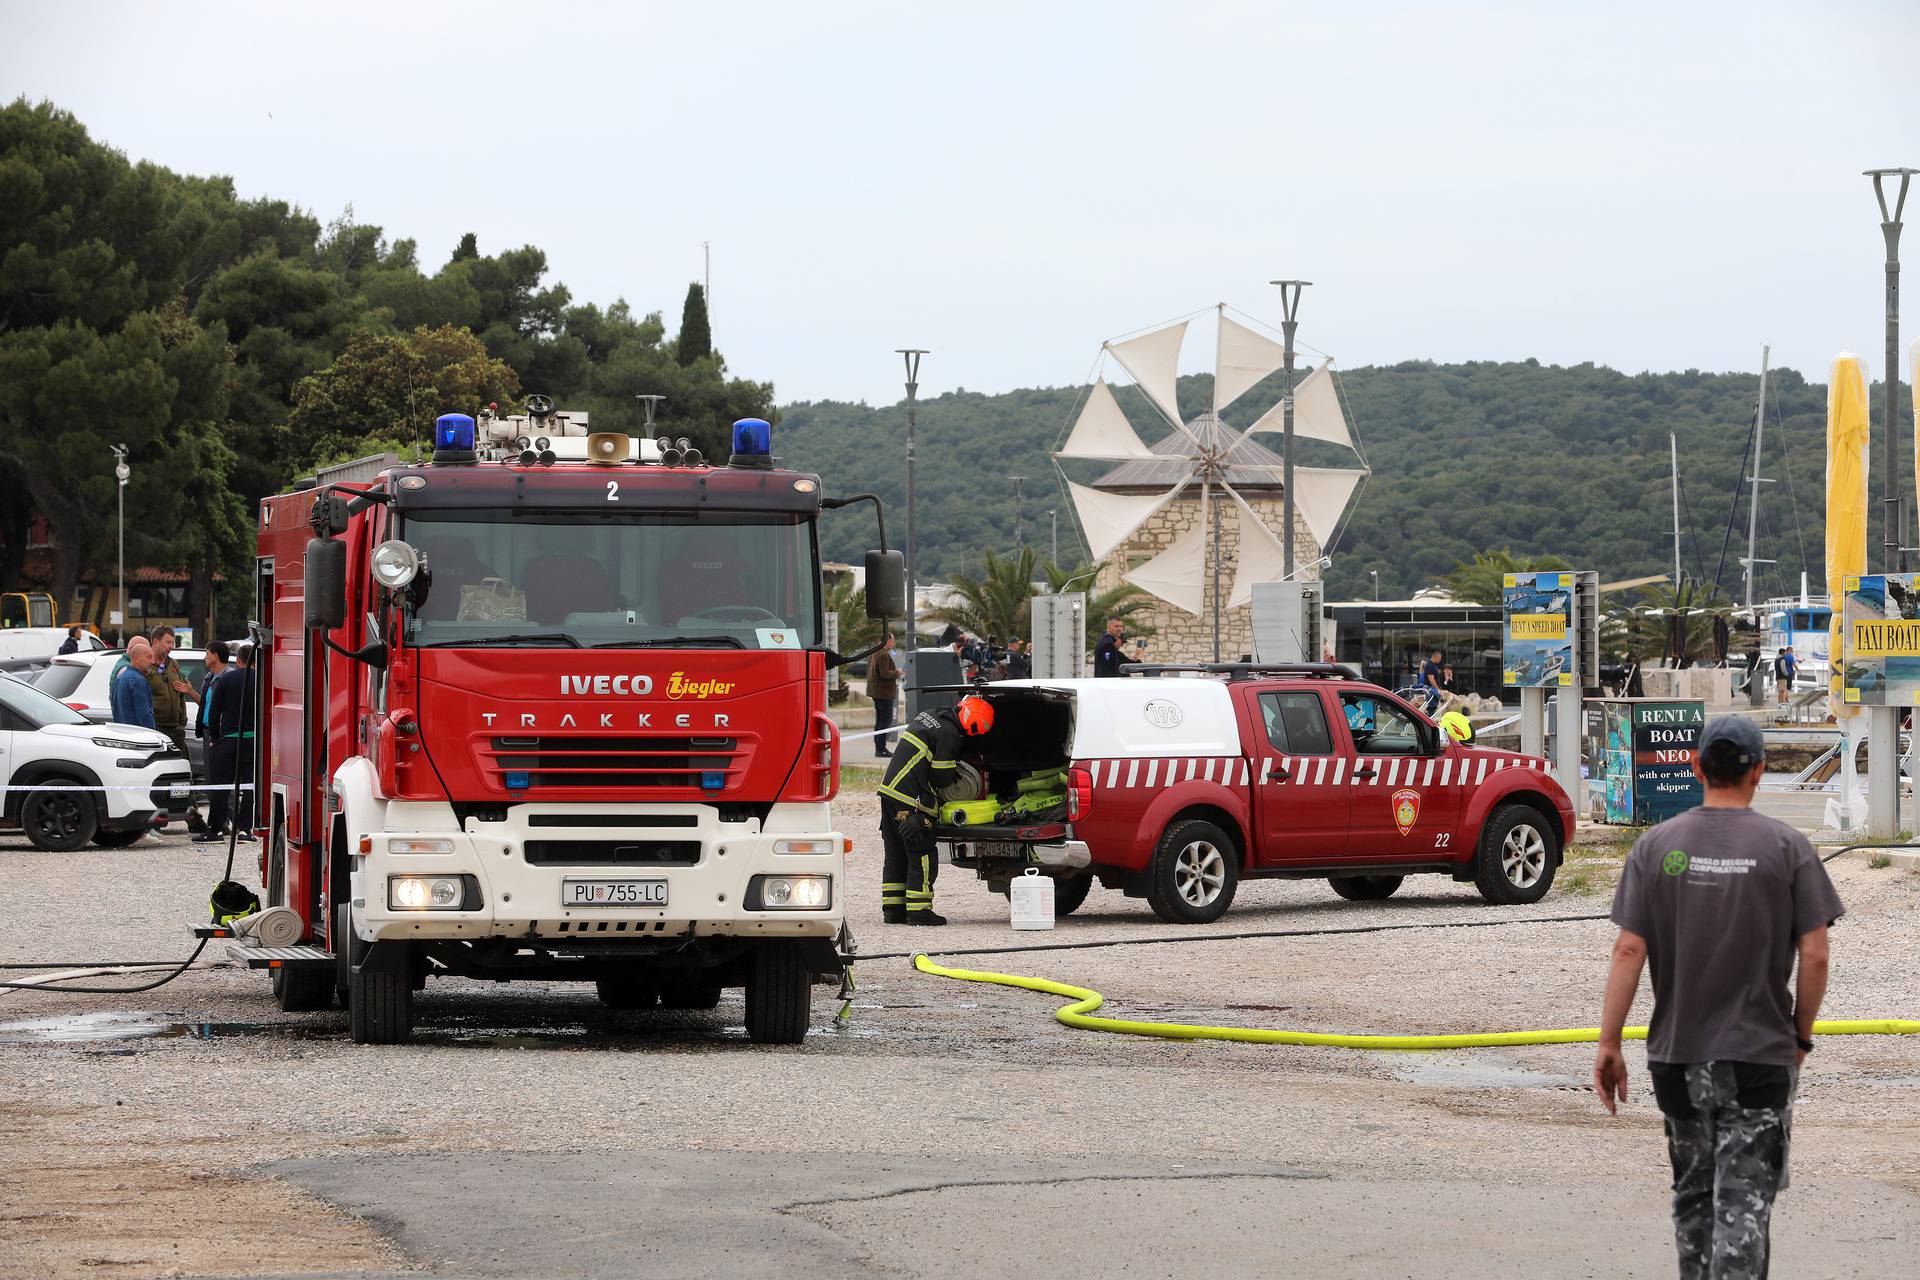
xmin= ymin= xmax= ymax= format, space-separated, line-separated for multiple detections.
xmin=5 ymin=2 xmax=1916 ymax=406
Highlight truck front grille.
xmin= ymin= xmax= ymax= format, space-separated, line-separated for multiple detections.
xmin=484 ymin=735 xmax=743 ymax=791
xmin=523 ymin=839 xmax=702 ymax=867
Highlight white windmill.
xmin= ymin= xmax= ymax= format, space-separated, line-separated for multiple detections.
xmin=1051 ymin=304 xmax=1368 ymax=656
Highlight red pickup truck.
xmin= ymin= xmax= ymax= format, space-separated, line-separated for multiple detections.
xmin=936 ymin=664 xmax=1577 ymax=924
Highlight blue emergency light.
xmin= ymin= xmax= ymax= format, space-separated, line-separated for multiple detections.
xmin=729 ymin=418 xmax=772 ymax=469
xmin=432 ymin=413 xmax=477 ymax=464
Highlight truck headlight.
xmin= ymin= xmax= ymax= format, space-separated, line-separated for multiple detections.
xmin=772 ymin=838 xmax=836 ymax=855
xmin=746 ymin=874 xmax=832 ymax=911
xmin=388 ymin=874 xmax=478 ymax=910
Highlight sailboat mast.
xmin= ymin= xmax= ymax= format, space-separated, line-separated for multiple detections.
xmin=1743 ymin=345 xmax=1771 ymax=613
xmin=1671 ymin=432 xmax=1682 ymax=591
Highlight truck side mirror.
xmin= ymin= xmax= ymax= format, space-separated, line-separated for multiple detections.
xmin=304 ymin=538 xmax=348 ymax=631
xmin=864 ymin=549 xmax=905 ymax=620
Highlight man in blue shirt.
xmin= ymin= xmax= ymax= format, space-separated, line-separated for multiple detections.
xmin=110 ymin=637 xmax=157 ymax=729
xmin=1418 ymin=649 xmax=1445 ymax=715
xmin=1773 ymin=646 xmax=1797 ymax=705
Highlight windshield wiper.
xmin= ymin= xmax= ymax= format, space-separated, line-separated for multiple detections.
xmin=593 ymin=635 xmax=745 ymax=649
xmin=430 ymin=633 xmax=582 ymax=648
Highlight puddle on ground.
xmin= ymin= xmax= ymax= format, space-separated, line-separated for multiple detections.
xmin=0 ymin=1007 xmax=896 ymax=1050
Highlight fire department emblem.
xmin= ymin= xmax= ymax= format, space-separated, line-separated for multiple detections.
xmin=1391 ymin=788 xmax=1420 ymax=835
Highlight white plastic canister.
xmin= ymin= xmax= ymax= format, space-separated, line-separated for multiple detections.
xmin=1008 ymin=867 xmax=1055 ymax=930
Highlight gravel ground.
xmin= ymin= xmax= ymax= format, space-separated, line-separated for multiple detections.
xmin=2 ymin=790 xmax=1917 ymax=1277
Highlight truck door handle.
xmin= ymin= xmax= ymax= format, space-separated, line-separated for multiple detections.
xmin=1354 ymin=766 xmax=1377 ymax=780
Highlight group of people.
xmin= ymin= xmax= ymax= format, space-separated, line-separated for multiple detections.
xmin=106 ymin=626 xmax=256 ymax=844
xmin=865 ymin=629 xmax=1036 ymax=762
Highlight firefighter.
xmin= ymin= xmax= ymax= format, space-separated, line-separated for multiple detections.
xmin=877 ymin=695 xmax=995 ymax=925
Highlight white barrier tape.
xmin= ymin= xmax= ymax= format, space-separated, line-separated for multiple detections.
xmin=0 ymin=783 xmax=255 ymax=793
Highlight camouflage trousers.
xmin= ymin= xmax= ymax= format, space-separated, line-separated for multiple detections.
xmin=1651 ymin=1061 xmax=1794 ymax=1280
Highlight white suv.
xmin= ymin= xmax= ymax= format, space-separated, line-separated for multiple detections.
xmin=0 ymin=674 xmax=192 ymax=850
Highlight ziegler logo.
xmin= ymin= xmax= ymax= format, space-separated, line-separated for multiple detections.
xmin=559 ymin=675 xmax=654 ymax=696
xmin=666 ymin=672 xmax=736 ymax=700
xmin=1391 ymin=788 xmax=1421 ymax=835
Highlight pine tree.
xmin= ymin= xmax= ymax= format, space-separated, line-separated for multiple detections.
xmin=675 ymin=282 xmax=711 ymax=366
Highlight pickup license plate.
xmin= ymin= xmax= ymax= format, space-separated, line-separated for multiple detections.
xmin=970 ymin=841 xmax=1024 ymax=860
xmin=562 ymin=879 xmax=668 ymax=908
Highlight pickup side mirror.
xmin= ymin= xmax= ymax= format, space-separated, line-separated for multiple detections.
xmin=864 ymin=549 xmax=906 ymax=620
xmin=304 ymin=538 xmax=348 ymax=631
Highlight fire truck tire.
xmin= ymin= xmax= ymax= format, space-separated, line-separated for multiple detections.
xmin=744 ymin=942 xmax=811 ymax=1044
xmin=20 ymin=782 xmax=97 ymax=851
xmin=350 ymin=946 xmax=414 ymax=1044
xmin=1473 ymin=804 xmax=1559 ymax=906
xmin=1054 ymin=873 xmax=1094 ymax=916
xmin=1329 ymin=875 xmax=1404 ymax=901
xmin=595 ymin=976 xmax=660 ymax=1010
xmin=1146 ymin=818 xmax=1239 ymax=925
xmin=334 ymin=903 xmax=354 ymax=1009
xmin=658 ymin=977 xmax=724 ymax=1010
xmin=272 ymin=963 xmax=334 ymax=1012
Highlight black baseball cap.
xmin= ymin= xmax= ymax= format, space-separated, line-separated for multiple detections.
xmin=1697 ymin=715 xmax=1765 ymax=766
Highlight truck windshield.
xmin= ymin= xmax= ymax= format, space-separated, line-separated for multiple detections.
xmin=399 ymin=510 xmax=821 ymax=651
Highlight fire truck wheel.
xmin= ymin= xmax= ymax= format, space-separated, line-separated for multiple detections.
xmin=744 ymin=943 xmax=811 ymax=1044
xmin=21 ymin=782 xmax=97 ymax=851
xmin=1054 ymin=873 xmax=1094 ymax=916
xmin=1473 ymin=804 xmax=1559 ymax=906
xmin=1328 ymin=875 xmax=1404 ymax=901
xmin=1146 ymin=818 xmax=1239 ymax=924
xmin=272 ymin=963 xmax=334 ymax=1012
xmin=594 ymin=976 xmax=660 ymax=1010
xmin=334 ymin=903 xmax=354 ymax=1009
xmin=350 ymin=944 xmax=414 ymax=1044
xmin=658 ymin=977 xmax=724 ymax=1010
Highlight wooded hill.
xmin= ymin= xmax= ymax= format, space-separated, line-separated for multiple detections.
xmin=781 ymin=359 xmax=1899 ymax=604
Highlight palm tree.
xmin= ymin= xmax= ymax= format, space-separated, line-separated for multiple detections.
xmin=921 ymin=549 xmax=1157 ymax=651
xmin=824 ymin=576 xmax=882 ymax=656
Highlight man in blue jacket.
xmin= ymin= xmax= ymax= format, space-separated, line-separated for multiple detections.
xmin=110 ymin=638 xmax=157 ymax=729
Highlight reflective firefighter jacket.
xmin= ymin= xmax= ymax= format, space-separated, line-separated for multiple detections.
xmin=877 ymin=706 xmax=967 ymax=814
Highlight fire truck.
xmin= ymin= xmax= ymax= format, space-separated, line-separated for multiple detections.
xmin=239 ymin=404 xmax=902 ymax=1043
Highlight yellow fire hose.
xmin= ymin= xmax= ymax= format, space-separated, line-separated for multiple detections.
xmin=912 ymin=954 xmax=1920 ymax=1051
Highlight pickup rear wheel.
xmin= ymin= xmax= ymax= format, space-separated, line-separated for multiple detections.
xmin=1146 ymin=818 xmax=1238 ymax=924
xmin=1054 ymin=873 xmax=1094 ymax=917
xmin=1474 ymin=804 xmax=1559 ymax=905
xmin=744 ymin=942 xmax=812 ymax=1044
xmin=1329 ymin=875 xmax=1404 ymax=901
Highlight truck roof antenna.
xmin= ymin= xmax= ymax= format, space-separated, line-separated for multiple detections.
xmin=635 ymin=394 xmax=666 ymax=440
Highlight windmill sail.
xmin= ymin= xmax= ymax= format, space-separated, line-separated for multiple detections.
xmin=1104 ymin=321 xmax=1188 ymax=430
xmin=1245 ymin=358 xmax=1351 ymax=449
xmin=1124 ymin=518 xmax=1207 ymax=614
xmin=1290 ymin=466 xmax=1367 ymax=546
xmin=1054 ymin=378 xmax=1158 ymax=460
xmin=1065 ymin=476 xmax=1192 ymax=562
xmin=1213 ymin=312 xmax=1289 ymax=415
xmin=1224 ymin=488 xmax=1292 ymax=608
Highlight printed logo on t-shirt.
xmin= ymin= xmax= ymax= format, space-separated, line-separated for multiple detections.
xmin=1663 ymin=849 xmax=1689 ymax=876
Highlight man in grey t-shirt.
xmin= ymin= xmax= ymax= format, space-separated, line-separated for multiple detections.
xmin=1594 ymin=716 xmax=1843 ymax=1279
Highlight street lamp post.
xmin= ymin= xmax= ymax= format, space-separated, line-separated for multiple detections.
xmin=1866 ymin=168 xmax=1916 ymax=569
xmin=1370 ymin=568 xmax=1379 ymax=601
xmin=897 ymin=349 xmax=927 ymax=656
xmin=1268 ymin=280 xmax=1312 ymax=580
xmin=111 ymin=444 xmax=129 ymax=646
xmin=1049 ymin=510 xmax=1058 ymax=567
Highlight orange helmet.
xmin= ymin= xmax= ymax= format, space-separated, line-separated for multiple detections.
xmin=955 ymin=695 xmax=995 ymax=736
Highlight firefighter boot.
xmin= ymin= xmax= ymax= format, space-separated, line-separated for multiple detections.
xmin=904 ymin=908 xmax=948 ymax=926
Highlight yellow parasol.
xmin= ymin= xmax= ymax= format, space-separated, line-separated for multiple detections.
xmin=1828 ymin=354 xmax=1870 ymax=714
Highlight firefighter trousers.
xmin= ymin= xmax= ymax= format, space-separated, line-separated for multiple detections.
xmin=880 ymin=803 xmax=938 ymax=914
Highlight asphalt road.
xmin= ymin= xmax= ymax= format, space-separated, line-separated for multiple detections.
xmin=3 ymin=806 xmax=1917 ymax=1279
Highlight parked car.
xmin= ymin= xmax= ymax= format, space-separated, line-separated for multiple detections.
xmin=933 ymin=665 xmax=1577 ymax=923
xmin=31 ymin=649 xmax=216 ymax=776
xmin=0 ymin=673 xmax=193 ymax=850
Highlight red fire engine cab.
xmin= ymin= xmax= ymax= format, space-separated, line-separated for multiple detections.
xmin=243 ymin=407 xmax=901 ymax=1043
